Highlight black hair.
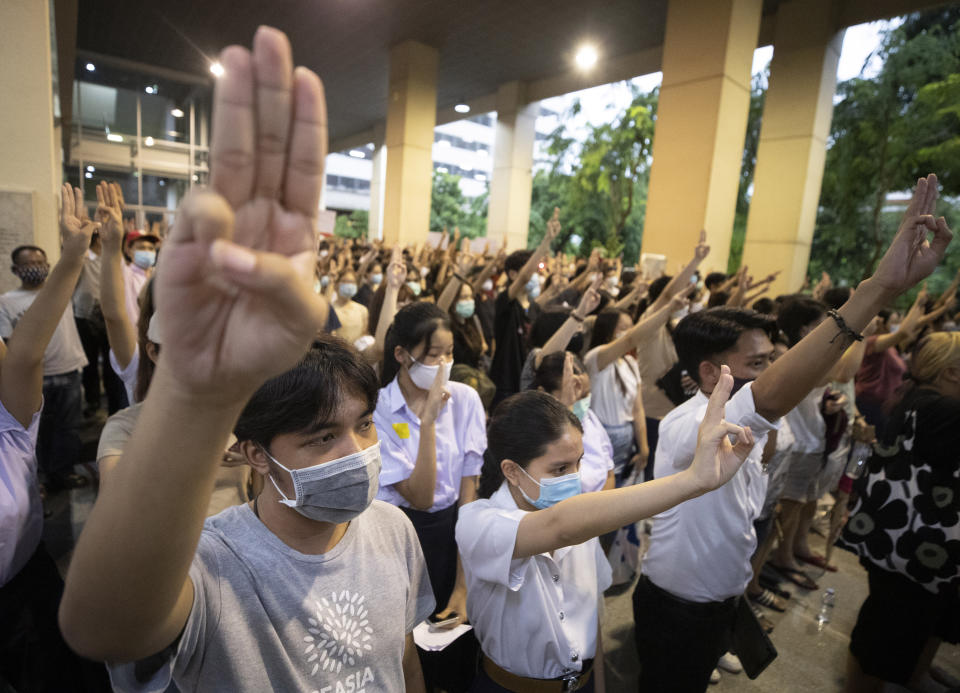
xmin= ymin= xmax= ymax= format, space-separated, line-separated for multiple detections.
xmin=591 ymin=308 xmax=628 ymax=349
xmin=822 ymin=287 xmax=852 ymax=311
xmin=776 ymin=296 xmax=826 ymax=347
xmin=877 ymin=308 xmax=893 ymax=323
xmin=133 ymin=278 xmax=157 ymax=403
xmin=381 ymin=302 xmax=451 ymax=386
xmin=11 ymin=245 xmax=45 ymax=264
xmin=707 ymin=291 xmax=729 ymax=308
xmin=477 ymin=391 xmax=582 ymax=498
xmin=673 ymin=307 xmax=777 ymax=384
xmin=648 ymin=275 xmax=672 ymax=303
xmin=504 ymin=250 xmax=533 ymax=275
xmin=705 ymin=272 xmax=728 ymax=290
xmin=235 ymin=335 xmax=378 ymax=449
xmin=531 ymin=351 xmax=586 ymax=395
xmin=530 ymin=308 xmax=572 ymax=349
xmin=751 ymin=297 xmax=775 ymax=314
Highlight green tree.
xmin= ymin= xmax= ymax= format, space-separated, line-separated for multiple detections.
xmin=728 ymin=68 xmax=768 ymax=272
xmin=429 ymin=170 xmax=488 ymax=238
xmin=333 ymin=209 xmax=368 ymax=239
xmin=532 ymin=87 xmax=658 ymax=263
xmin=810 ymin=8 xmax=960 ymax=294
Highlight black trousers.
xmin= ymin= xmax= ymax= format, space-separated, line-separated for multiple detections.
xmin=0 ymin=543 xmax=110 ymax=692
xmin=75 ymin=316 xmax=128 ymax=414
xmin=469 ymin=666 xmax=595 ymax=692
xmin=402 ymin=504 xmax=479 ymax=692
xmin=37 ymin=371 xmax=83 ymax=480
xmin=633 ymin=576 xmax=737 ymax=693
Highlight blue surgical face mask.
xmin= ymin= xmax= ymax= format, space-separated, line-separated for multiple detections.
xmin=320 ymin=275 xmax=331 ymax=288
xmin=406 ymin=281 xmax=422 ymax=297
xmin=526 ymin=275 xmax=541 ymax=299
xmin=455 ymin=299 xmax=475 ymax=319
xmin=133 ymin=249 xmax=156 ymax=269
xmin=572 ymin=394 xmax=591 ymax=421
xmin=339 ymin=282 xmax=358 ymax=298
xmin=370 ymin=273 xmax=383 ymax=285
xmin=517 ymin=464 xmax=581 ymax=509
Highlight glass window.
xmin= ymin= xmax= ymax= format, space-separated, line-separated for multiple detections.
xmin=141 ymin=174 xmax=188 ymax=210
xmin=79 ymin=166 xmax=138 ymax=205
xmin=141 ymin=92 xmax=188 ymax=144
xmin=76 ymin=81 xmax=138 ymax=139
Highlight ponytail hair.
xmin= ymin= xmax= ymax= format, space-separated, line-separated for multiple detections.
xmin=478 ymin=391 xmax=582 ymax=498
xmin=380 ymin=302 xmax=451 ymax=387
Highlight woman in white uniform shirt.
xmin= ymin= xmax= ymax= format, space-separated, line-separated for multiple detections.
xmin=376 ymin=301 xmax=486 ymax=690
xmin=532 ymin=351 xmax=615 ymax=494
xmin=456 ymin=360 xmax=757 ymax=691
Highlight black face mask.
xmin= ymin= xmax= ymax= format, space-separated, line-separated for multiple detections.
xmin=730 ymin=375 xmax=755 ymax=396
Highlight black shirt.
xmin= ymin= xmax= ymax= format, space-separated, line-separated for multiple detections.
xmin=489 ymin=290 xmax=539 ymax=404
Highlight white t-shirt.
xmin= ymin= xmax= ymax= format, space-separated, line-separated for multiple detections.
xmin=584 ymin=347 xmax=641 ymax=426
xmin=641 ymin=383 xmax=780 ymax=602
xmin=0 ymin=400 xmax=43 ymax=586
xmin=456 ymin=483 xmax=612 ymax=679
xmin=73 ymin=250 xmax=102 ymax=320
xmin=580 ymin=410 xmax=614 ymax=494
xmin=0 ymin=289 xmax=87 ymax=376
xmin=785 ymin=385 xmax=827 ymax=454
xmin=109 ymin=348 xmax=139 ymax=405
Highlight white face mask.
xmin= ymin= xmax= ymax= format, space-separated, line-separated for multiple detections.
xmin=481 ymin=279 xmax=493 ymax=292
xmin=408 ymin=355 xmax=452 ymax=390
xmin=262 ymin=442 xmax=381 ymax=523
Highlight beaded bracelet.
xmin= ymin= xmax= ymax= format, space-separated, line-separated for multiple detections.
xmin=827 ymin=309 xmax=863 ymax=344
xmin=569 ymin=313 xmax=585 ymax=323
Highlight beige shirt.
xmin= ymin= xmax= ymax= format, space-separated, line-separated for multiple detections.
xmin=638 ymin=326 xmax=679 ymax=420
xmin=332 ymin=299 xmax=369 ymax=345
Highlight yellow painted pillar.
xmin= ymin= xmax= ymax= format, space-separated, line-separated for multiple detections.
xmin=741 ymin=0 xmax=843 ymax=296
xmin=641 ymin=0 xmax=762 ymax=272
xmin=0 ymin=0 xmax=61 ymax=293
xmin=488 ymin=81 xmax=538 ymax=251
xmin=382 ymin=41 xmax=438 ymax=248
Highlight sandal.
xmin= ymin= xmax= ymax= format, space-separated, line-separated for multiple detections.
xmin=748 ymin=588 xmax=787 ymax=612
xmin=769 ymin=563 xmax=819 ymax=591
xmin=751 ymin=606 xmax=775 ymax=634
xmin=795 ymin=552 xmax=838 ymax=572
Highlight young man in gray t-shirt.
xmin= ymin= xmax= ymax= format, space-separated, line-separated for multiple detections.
xmin=59 ymin=27 xmax=434 ymax=692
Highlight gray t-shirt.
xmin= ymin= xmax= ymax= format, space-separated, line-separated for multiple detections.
xmin=108 ymin=501 xmax=435 ymax=692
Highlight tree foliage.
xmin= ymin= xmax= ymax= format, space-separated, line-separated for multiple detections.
xmin=333 ymin=209 xmax=368 ymax=239
xmin=529 ymin=88 xmax=657 ymax=263
xmin=429 ymin=170 xmax=488 ymax=238
xmin=810 ymin=9 xmax=960 ymax=295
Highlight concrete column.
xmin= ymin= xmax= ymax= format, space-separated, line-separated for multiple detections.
xmin=382 ymin=41 xmax=438 ymax=247
xmin=641 ymin=0 xmax=763 ymax=271
xmin=0 ymin=0 xmax=60 ymax=292
xmin=487 ymin=81 xmax=538 ymax=251
xmin=368 ymin=124 xmax=387 ymax=241
xmin=741 ymin=0 xmax=843 ymax=295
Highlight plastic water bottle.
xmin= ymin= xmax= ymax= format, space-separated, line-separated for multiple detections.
xmin=845 ymin=442 xmax=872 ymax=480
xmin=816 ymin=588 xmax=836 ymax=629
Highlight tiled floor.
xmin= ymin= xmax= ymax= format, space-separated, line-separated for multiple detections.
xmin=601 ymin=532 xmax=960 ymax=692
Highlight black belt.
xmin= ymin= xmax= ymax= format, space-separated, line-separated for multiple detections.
xmin=641 ymin=575 xmax=740 ymax=613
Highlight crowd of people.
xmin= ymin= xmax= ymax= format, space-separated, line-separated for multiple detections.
xmin=1 ymin=26 xmax=958 ymax=693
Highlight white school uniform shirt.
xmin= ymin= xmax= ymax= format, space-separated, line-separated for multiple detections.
xmin=641 ymin=383 xmax=779 ymax=603
xmin=374 ymin=378 xmax=486 ymax=512
xmin=580 ymin=410 xmax=614 ymax=494
xmin=0 ymin=400 xmax=43 ymax=586
xmin=456 ymin=482 xmax=612 ymax=679
xmin=584 ymin=348 xmax=640 ymax=426
xmin=784 ymin=385 xmax=827 ymax=453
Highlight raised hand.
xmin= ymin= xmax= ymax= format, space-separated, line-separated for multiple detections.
xmin=59 ymin=184 xmax=98 ymax=259
xmin=688 ymin=365 xmax=755 ymax=492
xmin=872 ymin=174 xmax=952 ymax=296
xmin=558 ymin=352 xmax=578 ymax=407
xmin=694 ymin=229 xmax=710 ymax=262
xmin=386 ymin=246 xmax=406 ymax=289
xmin=420 ymin=358 xmax=451 ymax=424
xmin=575 ymin=275 xmax=603 ymax=318
xmin=154 ymin=26 xmax=328 ymax=400
xmin=95 ymin=182 xmax=125 ymax=252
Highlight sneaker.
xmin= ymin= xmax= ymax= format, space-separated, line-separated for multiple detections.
xmin=709 ymin=668 xmax=721 ymax=685
xmin=718 ymin=652 xmax=743 ymax=674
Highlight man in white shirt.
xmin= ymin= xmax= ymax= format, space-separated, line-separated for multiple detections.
xmin=635 ymin=173 xmax=953 ymax=690
xmin=121 ymin=229 xmax=159 ymax=326
xmin=0 ymin=245 xmax=88 ymax=490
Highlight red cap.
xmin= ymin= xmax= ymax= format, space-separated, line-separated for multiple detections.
xmin=124 ymin=230 xmax=160 ymax=246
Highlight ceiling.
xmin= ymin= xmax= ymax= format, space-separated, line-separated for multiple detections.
xmin=70 ymin=0 xmax=691 ymax=143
